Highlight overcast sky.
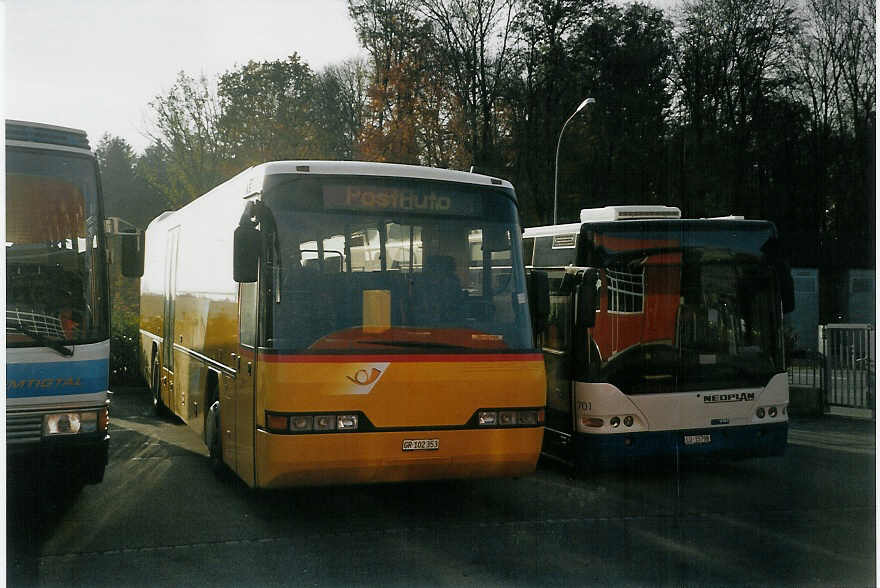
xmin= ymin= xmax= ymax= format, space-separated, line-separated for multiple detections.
xmin=5 ymin=0 xmax=678 ymax=154
xmin=5 ymin=0 xmax=363 ymax=152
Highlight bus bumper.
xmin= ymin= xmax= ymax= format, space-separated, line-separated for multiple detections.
xmin=574 ymin=422 xmax=788 ymax=469
xmin=255 ymin=427 xmax=543 ymax=488
xmin=7 ymin=432 xmax=109 ymax=485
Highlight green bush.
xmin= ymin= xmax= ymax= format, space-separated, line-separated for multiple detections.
xmin=109 ymin=254 xmax=142 ymax=386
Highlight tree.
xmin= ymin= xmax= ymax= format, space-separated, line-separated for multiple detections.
xmin=218 ymin=55 xmax=319 ymax=165
xmin=146 ymin=72 xmax=228 ymax=206
xmin=313 ymin=58 xmax=372 ymax=160
xmin=95 ymin=134 xmax=167 ymax=230
xmin=673 ymin=0 xmax=802 ymax=217
xmin=506 ymin=0 xmax=602 ymax=224
xmin=569 ymin=3 xmax=675 ymax=214
xmin=349 ymin=0 xmax=440 ymax=163
xmin=417 ymin=0 xmax=520 ymax=174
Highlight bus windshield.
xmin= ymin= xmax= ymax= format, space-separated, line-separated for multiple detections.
xmin=584 ymin=223 xmax=783 ymax=393
xmin=261 ymin=176 xmax=533 ymax=353
xmin=5 ymin=147 xmax=108 ymax=347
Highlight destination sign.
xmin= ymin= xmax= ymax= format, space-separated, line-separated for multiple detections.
xmin=323 ymin=184 xmax=478 ymax=216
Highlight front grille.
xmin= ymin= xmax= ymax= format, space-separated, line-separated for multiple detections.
xmin=7 ymin=412 xmax=43 ymax=445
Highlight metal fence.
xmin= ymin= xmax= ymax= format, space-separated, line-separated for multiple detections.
xmin=788 ymin=351 xmax=824 ymax=389
xmin=819 ymin=324 xmax=875 ymax=412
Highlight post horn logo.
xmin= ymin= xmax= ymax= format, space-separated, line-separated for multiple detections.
xmin=347 ymin=368 xmax=383 ymax=386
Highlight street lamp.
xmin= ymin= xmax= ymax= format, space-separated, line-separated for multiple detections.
xmin=554 ymin=97 xmax=595 ymax=224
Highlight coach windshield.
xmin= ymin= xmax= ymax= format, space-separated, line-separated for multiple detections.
xmin=260 ymin=175 xmax=533 ymax=353
xmin=582 ymin=221 xmax=784 ymax=393
xmin=5 ymin=147 xmax=108 ymax=349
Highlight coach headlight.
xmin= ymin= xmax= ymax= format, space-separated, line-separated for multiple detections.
xmin=44 ymin=411 xmax=99 ymax=436
xmin=477 ymin=408 xmax=543 ymax=427
xmin=768 ymin=406 xmax=777 ymax=418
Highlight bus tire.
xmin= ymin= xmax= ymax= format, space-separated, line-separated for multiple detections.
xmin=151 ymin=355 xmax=165 ymax=417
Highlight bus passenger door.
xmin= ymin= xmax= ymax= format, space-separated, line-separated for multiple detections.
xmin=233 ymin=281 xmax=258 ymax=485
xmin=542 ymin=272 xmax=574 ymax=453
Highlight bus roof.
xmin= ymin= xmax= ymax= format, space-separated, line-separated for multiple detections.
xmin=145 ymin=161 xmax=516 ymax=232
xmin=523 ymin=222 xmax=583 ymax=238
xmin=6 ymin=119 xmax=90 ymax=150
xmin=524 ymin=206 xmax=756 ymax=239
xmin=253 ymin=161 xmax=514 ymax=191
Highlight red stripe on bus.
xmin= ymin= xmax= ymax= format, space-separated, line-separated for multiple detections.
xmin=259 ymin=353 xmax=544 ymax=363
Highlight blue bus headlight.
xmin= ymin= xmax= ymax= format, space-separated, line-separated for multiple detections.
xmin=44 ymin=411 xmax=98 ymax=436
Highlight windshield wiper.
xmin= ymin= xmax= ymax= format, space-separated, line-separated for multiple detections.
xmin=356 ymin=340 xmax=471 ymax=350
xmin=7 ymin=325 xmax=74 ymax=356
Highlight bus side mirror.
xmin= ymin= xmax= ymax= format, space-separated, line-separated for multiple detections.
xmin=121 ymin=232 xmax=144 ymax=278
xmin=780 ymin=263 xmax=795 ymax=314
xmin=576 ymin=268 xmax=599 ymax=330
xmin=761 ymin=236 xmax=795 ymax=314
xmin=484 ymin=225 xmax=511 ymax=252
xmin=233 ymin=225 xmax=261 ymax=283
xmin=527 ymin=270 xmax=550 ymax=335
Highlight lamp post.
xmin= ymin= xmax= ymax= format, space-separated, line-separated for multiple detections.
xmin=553 ymin=97 xmax=595 ymax=224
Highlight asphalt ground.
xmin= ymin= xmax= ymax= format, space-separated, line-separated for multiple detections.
xmin=6 ymin=386 xmax=876 ymax=587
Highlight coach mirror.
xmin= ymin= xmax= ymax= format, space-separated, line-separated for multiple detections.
xmin=575 ymin=268 xmax=599 ymax=330
xmin=121 ymin=232 xmax=144 ymax=278
xmin=483 ymin=224 xmax=510 ymax=252
xmin=761 ymin=237 xmax=795 ymax=314
xmin=233 ymin=225 xmax=261 ymax=283
xmin=526 ymin=270 xmax=550 ymax=337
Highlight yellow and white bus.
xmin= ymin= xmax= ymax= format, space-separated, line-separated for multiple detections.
xmin=136 ymin=161 xmax=546 ymax=488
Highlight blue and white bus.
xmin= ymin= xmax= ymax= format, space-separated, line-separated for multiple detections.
xmin=6 ymin=120 xmax=111 ymax=485
xmin=524 ymin=206 xmax=795 ymax=469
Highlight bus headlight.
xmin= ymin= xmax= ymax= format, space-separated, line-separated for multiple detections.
xmin=44 ymin=411 xmax=100 ymax=436
xmin=314 ymin=415 xmax=337 ymax=431
xmin=290 ymin=415 xmax=313 ymax=431
xmin=610 ymin=416 xmax=621 ymax=428
xmin=499 ymin=411 xmax=517 ymax=426
xmin=266 ymin=412 xmax=359 ymax=434
xmin=756 ymin=407 xmax=765 ymax=419
xmin=477 ymin=408 xmax=543 ymax=427
xmin=623 ymin=416 xmax=634 ymax=427
xmin=768 ymin=406 xmax=777 ymax=418
xmin=337 ymin=415 xmax=359 ymax=431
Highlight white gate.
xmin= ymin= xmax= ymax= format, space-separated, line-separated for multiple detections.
xmin=819 ymin=324 xmax=875 ymax=414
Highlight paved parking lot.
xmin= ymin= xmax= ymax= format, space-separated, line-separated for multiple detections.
xmin=8 ymin=386 xmax=876 ymax=587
